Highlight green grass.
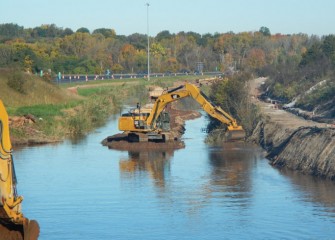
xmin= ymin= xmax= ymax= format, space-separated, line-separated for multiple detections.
xmin=13 ymin=101 xmax=81 ymax=118
xmin=0 ymin=68 xmax=80 ymax=107
xmin=77 ymin=86 xmax=117 ymax=96
xmin=4 ymin=70 xmax=213 ymax=141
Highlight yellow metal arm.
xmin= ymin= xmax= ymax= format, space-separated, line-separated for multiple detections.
xmin=0 ymin=100 xmax=25 ymax=225
xmin=146 ymin=83 xmax=243 ymax=131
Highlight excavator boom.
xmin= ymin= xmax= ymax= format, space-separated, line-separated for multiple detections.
xmin=0 ymin=100 xmax=39 ymax=240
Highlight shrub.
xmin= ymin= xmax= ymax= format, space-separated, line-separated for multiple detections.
xmin=7 ymin=70 xmax=26 ymax=93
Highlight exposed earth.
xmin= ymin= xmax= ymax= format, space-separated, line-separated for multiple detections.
xmin=249 ymin=78 xmax=335 ymax=180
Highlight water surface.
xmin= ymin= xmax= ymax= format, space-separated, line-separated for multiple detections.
xmin=14 ymin=114 xmax=335 ymax=239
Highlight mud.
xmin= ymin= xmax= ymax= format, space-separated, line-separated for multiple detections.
xmin=102 ymin=103 xmax=201 ymax=151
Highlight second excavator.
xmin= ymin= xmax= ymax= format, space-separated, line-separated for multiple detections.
xmin=111 ymin=83 xmax=245 ymax=143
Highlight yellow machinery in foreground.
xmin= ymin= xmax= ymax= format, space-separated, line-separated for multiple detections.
xmin=0 ymin=100 xmax=39 ymax=240
xmin=118 ymin=83 xmax=245 ymax=142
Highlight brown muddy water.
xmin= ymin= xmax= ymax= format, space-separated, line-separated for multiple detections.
xmin=13 ymin=113 xmax=335 ymax=239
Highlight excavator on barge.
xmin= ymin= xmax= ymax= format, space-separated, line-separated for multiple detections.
xmin=0 ymin=100 xmax=39 ymax=240
xmin=108 ymin=83 xmax=245 ymax=143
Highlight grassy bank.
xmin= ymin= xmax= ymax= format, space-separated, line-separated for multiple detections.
xmin=1 ymin=69 xmax=210 ymax=145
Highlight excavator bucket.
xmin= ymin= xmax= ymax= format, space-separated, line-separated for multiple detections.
xmin=226 ymin=126 xmax=246 ymax=141
xmin=0 ymin=217 xmax=39 ymax=240
xmin=23 ymin=218 xmax=40 ymax=240
xmin=0 ymin=100 xmax=40 ymax=240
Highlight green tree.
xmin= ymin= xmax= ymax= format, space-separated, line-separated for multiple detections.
xmin=0 ymin=23 xmax=25 ymax=41
xmin=92 ymin=28 xmax=116 ymax=38
xmin=76 ymin=27 xmax=90 ymax=34
xmin=259 ymin=26 xmax=271 ymax=36
xmin=127 ymin=33 xmax=147 ymax=49
xmin=155 ymin=30 xmax=173 ymax=42
xmin=299 ymin=43 xmax=323 ymax=66
xmin=0 ymin=44 xmax=13 ymax=66
xmin=322 ymin=35 xmax=335 ymax=64
xmin=112 ymin=63 xmax=124 ymax=73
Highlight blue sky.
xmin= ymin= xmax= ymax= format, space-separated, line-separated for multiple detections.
xmin=0 ymin=0 xmax=334 ymax=36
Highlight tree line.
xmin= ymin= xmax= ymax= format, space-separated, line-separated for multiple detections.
xmin=0 ymin=23 xmax=320 ymax=75
xmin=0 ymin=23 xmax=334 ymax=111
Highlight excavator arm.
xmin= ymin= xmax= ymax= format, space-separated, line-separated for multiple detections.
xmin=184 ymin=83 xmax=243 ymax=131
xmin=0 ymin=100 xmax=39 ymax=240
xmin=147 ymin=83 xmax=244 ymax=133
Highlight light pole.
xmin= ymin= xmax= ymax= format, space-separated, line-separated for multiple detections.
xmin=146 ymin=2 xmax=150 ymax=81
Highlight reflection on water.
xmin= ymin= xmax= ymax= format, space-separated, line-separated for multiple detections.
xmin=119 ymin=150 xmax=173 ymax=188
xmin=207 ymin=143 xmax=257 ymax=209
xmin=280 ymin=167 xmax=335 ymax=217
xmin=208 ymin=143 xmax=255 ymax=192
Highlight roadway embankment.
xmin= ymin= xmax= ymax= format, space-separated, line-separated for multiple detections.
xmin=249 ymin=78 xmax=335 ymax=180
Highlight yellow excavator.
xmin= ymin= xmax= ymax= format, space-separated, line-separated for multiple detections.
xmin=117 ymin=83 xmax=245 ymax=142
xmin=0 ymin=100 xmax=39 ymax=240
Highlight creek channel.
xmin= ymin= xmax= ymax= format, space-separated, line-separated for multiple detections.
xmin=13 ymin=113 xmax=335 ymax=239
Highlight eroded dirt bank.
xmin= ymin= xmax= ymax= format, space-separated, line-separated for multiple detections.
xmin=251 ymin=119 xmax=335 ymax=179
xmin=249 ymin=78 xmax=335 ymax=180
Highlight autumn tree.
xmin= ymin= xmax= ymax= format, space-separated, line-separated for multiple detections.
xmin=119 ymin=43 xmax=136 ymax=72
xmin=245 ymin=48 xmax=266 ymax=70
xmin=150 ymin=42 xmax=166 ymax=72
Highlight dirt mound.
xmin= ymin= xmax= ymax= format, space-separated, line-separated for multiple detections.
xmin=9 ymin=115 xmax=60 ymax=146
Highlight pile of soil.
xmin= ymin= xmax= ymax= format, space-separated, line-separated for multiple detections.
xmin=9 ymin=115 xmax=60 ymax=146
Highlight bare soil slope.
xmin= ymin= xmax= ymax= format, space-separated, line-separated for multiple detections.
xmin=249 ymin=78 xmax=335 ymax=179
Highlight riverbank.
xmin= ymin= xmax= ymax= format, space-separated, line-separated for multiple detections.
xmin=6 ymin=74 xmax=210 ymax=146
xmin=249 ymin=78 xmax=335 ymax=180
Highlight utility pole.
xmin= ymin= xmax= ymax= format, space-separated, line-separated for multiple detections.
xmin=146 ymin=2 xmax=150 ymax=81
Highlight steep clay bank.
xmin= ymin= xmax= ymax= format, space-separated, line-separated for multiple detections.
xmin=250 ymin=119 xmax=335 ymax=179
xmin=249 ymin=78 xmax=335 ymax=180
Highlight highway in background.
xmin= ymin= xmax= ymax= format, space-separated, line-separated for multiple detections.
xmin=54 ymin=71 xmax=223 ymax=84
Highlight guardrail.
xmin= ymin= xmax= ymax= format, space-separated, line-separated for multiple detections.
xmin=53 ymin=72 xmax=223 ymax=84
